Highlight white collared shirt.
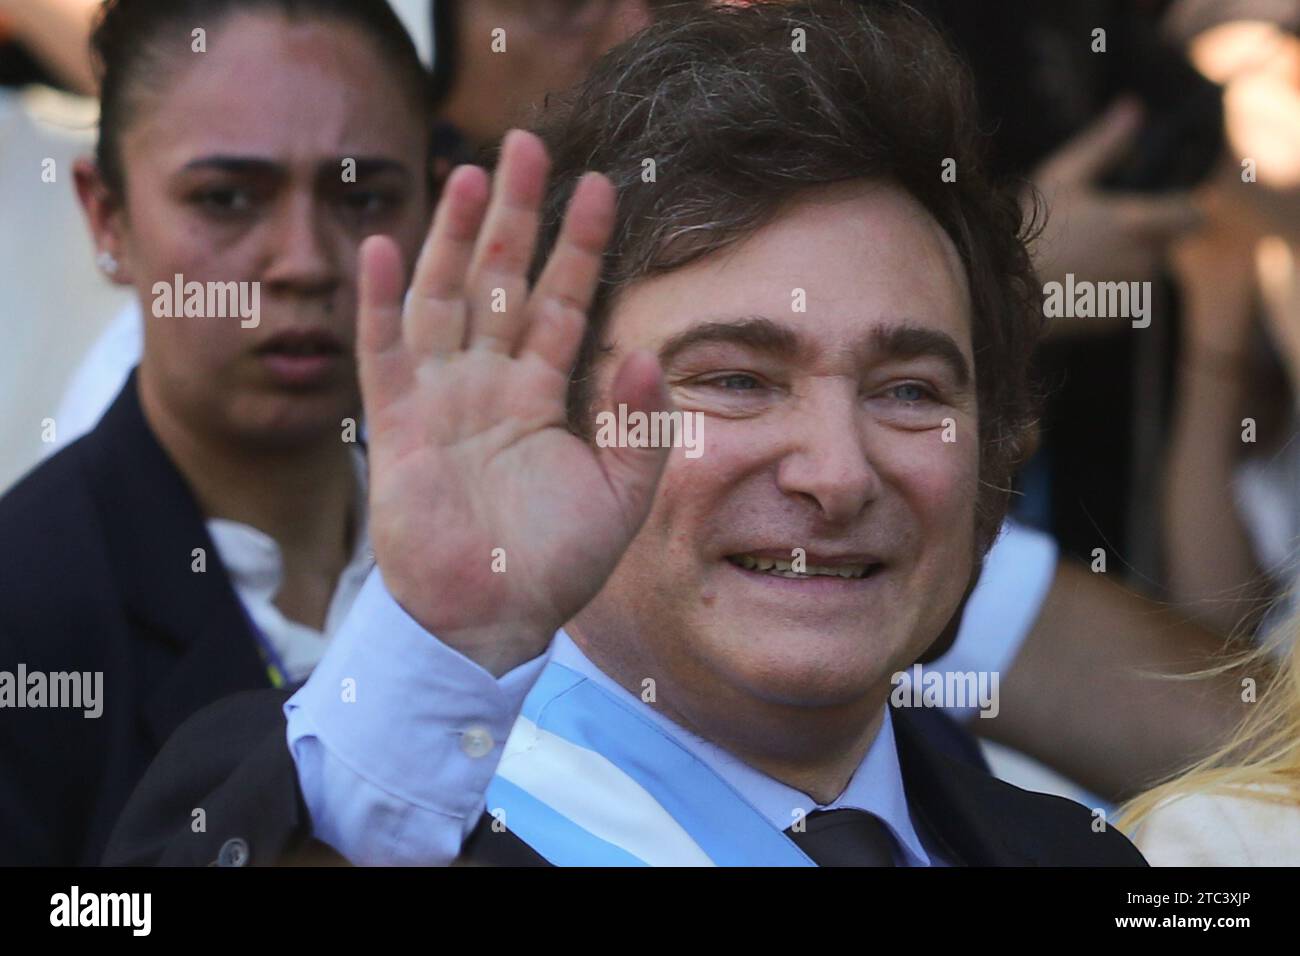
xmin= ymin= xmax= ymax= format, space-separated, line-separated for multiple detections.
xmin=206 ymin=449 xmax=373 ymax=684
xmin=548 ymin=629 xmax=933 ymax=865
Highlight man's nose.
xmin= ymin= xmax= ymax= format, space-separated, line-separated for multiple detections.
xmin=775 ymin=386 xmax=882 ymax=524
xmin=261 ymin=194 xmax=340 ymax=295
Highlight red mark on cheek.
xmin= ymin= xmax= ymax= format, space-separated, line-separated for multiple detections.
xmin=487 ymin=240 xmax=505 ymax=258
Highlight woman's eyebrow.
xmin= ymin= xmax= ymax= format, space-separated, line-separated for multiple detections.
xmin=318 ymin=157 xmax=413 ymax=181
xmin=176 ymin=156 xmax=413 ymax=182
xmin=178 ymin=156 xmax=282 ymax=176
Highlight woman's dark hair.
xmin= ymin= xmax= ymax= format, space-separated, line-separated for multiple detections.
xmin=529 ymin=0 xmax=1045 ymax=559
xmin=429 ymin=0 xmax=457 ymax=110
xmin=90 ymin=0 xmax=435 ymax=196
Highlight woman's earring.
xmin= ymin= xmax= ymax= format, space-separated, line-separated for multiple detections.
xmin=96 ymin=251 xmax=119 ymax=277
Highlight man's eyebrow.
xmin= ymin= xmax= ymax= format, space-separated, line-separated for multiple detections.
xmin=657 ymin=317 xmax=807 ymax=366
xmin=869 ymin=324 xmax=971 ymax=388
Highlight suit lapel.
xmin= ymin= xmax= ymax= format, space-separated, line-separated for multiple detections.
xmin=892 ymin=707 xmax=1038 ymax=865
xmin=77 ymin=370 xmax=269 ymax=748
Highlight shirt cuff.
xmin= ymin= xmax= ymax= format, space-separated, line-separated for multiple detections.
xmin=285 ymin=567 xmax=551 ymax=863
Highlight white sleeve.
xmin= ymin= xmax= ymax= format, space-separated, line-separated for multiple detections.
xmin=931 ymin=519 xmax=1058 ymax=719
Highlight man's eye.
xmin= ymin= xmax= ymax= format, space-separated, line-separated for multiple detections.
xmin=887 ymin=382 xmax=935 ymax=403
xmin=705 ymin=373 xmax=764 ymax=391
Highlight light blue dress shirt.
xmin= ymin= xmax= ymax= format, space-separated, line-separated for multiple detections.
xmin=287 ymin=568 xmax=943 ymax=866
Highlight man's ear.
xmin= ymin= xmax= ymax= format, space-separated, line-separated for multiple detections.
xmin=73 ymin=158 xmax=134 ymax=286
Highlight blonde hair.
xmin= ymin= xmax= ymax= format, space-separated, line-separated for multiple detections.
xmin=1118 ymin=602 xmax=1300 ymax=835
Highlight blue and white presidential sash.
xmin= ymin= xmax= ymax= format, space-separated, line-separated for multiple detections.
xmin=484 ymin=663 xmax=816 ymax=867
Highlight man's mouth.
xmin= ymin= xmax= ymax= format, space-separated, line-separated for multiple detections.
xmin=725 ymin=553 xmax=883 ymax=580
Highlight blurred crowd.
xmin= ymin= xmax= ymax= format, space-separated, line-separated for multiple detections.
xmin=2 ymin=0 xmax=1300 ymax=868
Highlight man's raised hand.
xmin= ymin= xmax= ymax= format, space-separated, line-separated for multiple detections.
xmin=357 ymin=130 xmax=671 ymax=676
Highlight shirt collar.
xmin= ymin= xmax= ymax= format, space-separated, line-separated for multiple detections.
xmin=207 ymin=446 xmax=371 ymax=601
xmin=550 ymin=629 xmax=932 ymax=866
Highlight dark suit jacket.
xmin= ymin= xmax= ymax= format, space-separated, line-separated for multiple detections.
xmin=0 ymin=371 xmax=270 ymax=865
xmin=105 ymin=687 xmax=1147 ymax=867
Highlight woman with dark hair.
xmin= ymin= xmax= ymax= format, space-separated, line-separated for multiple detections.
xmin=0 ymin=0 xmax=434 ymax=865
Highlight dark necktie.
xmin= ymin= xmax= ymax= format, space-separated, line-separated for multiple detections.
xmin=784 ymin=808 xmax=898 ymax=866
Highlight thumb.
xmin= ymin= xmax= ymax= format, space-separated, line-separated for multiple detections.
xmin=593 ymin=350 xmax=673 ymax=532
xmin=1049 ymin=97 xmax=1144 ymax=184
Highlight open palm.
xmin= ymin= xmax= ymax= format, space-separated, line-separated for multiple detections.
xmin=357 ymin=131 xmax=670 ymax=676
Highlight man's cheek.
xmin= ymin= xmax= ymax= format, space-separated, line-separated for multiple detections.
xmin=902 ymin=446 xmax=977 ymax=589
xmin=650 ymin=450 xmax=728 ymax=544
xmin=890 ymin=436 xmax=978 ymax=518
xmin=654 ymin=412 xmax=744 ymax=490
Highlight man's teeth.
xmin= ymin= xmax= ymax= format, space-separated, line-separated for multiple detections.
xmin=729 ymin=554 xmax=873 ymax=579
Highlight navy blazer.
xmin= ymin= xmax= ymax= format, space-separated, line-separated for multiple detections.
xmin=0 ymin=370 xmax=270 ymax=865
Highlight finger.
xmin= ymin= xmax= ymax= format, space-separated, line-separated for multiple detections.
xmin=1051 ymin=97 xmax=1143 ymax=183
xmin=1116 ymin=193 xmax=1203 ymax=239
xmin=466 ymin=129 xmax=551 ymax=354
xmin=530 ymin=172 xmax=616 ymax=315
xmin=406 ymin=164 xmax=491 ymax=356
xmin=520 ymin=172 xmax=617 ymax=375
xmin=358 ymin=235 xmax=413 ymax=413
xmin=593 ymin=350 xmax=673 ymax=532
xmin=521 ymin=296 xmax=587 ymax=382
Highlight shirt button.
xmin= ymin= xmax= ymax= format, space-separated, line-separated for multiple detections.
xmin=216 ymin=837 xmax=250 ymax=867
xmin=460 ymin=725 xmax=495 ymax=758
